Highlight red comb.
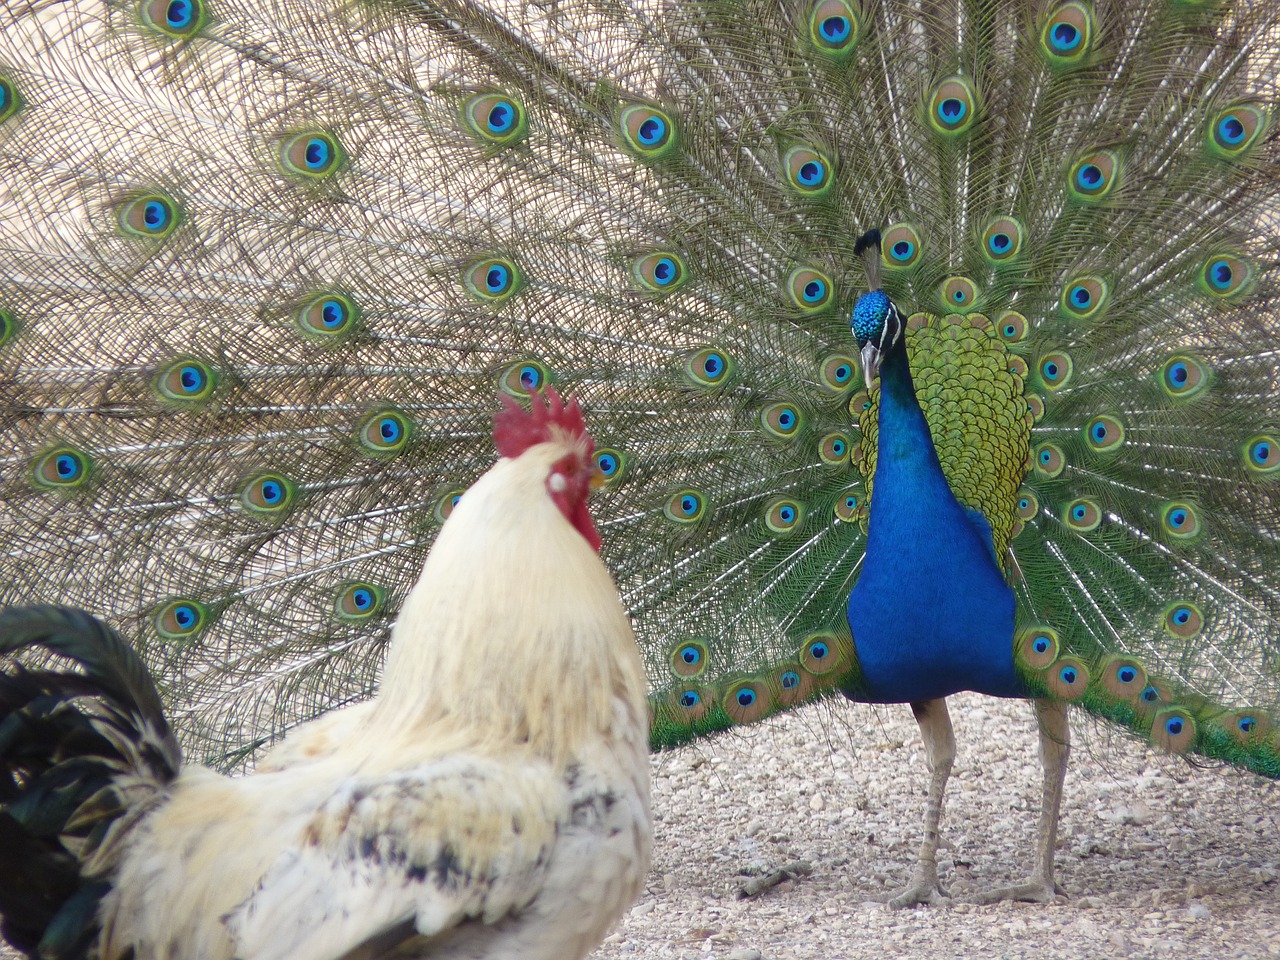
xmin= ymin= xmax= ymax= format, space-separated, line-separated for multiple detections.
xmin=493 ymin=388 xmax=592 ymax=459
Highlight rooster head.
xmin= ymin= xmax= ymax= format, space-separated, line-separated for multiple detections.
xmin=493 ymin=390 xmax=602 ymax=551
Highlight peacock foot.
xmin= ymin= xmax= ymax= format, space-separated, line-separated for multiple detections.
xmin=968 ymin=877 xmax=1065 ymax=904
xmin=886 ymin=871 xmax=950 ymax=909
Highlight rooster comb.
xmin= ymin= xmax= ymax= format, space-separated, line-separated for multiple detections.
xmin=493 ymin=389 xmax=593 ymax=459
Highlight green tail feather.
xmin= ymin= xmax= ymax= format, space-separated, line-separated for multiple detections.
xmin=1 ymin=0 xmax=1279 ymax=778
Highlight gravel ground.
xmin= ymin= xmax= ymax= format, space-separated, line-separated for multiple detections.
xmin=3 ymin=693 xmax=1276 ymax=960
xmin=592 ymin=693 xmax=1280 ymax=960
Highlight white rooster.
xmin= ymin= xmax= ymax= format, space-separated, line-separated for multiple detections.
xmin=0 ymin=391 xmax=651 ymax=960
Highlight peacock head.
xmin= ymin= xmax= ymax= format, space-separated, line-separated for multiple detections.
xmin=851 ymin=289 xmax=905 ymax=389
xmin=851 ymin=228 xmax=905 ymax=387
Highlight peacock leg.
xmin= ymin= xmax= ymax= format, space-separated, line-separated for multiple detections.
xmin=887 ymin=697 xmax=954 ymax=909
xmin=970 ymin=697 xmax=1069 ymax=904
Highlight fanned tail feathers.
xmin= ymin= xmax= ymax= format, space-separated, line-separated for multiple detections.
xmin=1 ymin=0 xmax=1279 ymax=776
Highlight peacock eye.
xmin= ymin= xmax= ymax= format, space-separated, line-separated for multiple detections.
xmin=142 ymin=0 xmax=208 ymax=37
xmin=464 ymin=93 xmax=528 ymax=145
xmin=155 ymin=598 xmax=210 ymax=639
xmin=789 ymin=268 xmax=834 ymax=312
xmin=118 ymin=193 xmax=181 ymax=239
xmin=619 ymin=104 xmax=677 ymax=160
xmin=631 ymin=251 xmax=688 ymax=293
xmin=279 ymin=131 xmax=344 ymax=179
xmin=464 ymin=256 xmax=522 ymax=302
xmin=34 ymin=448 xmax=92 ymax=488
xmin=783 ymin=145 xmax=834 ymax=197
xmin=881 ymin=224 xmax=923 ymax=270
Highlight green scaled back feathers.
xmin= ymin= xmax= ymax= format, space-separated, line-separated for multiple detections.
xmin=1 ymin=0 xmax=1279 ymax=780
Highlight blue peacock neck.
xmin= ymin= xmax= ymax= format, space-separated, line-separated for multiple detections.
xmin=845 ymin=335 xmax=1024 ymax=703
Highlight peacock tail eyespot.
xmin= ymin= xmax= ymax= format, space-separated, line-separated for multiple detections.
xmin=619 ymin=103 xmax=677 ymax=160
xmin=154 ymin=599 xmax=210 ymax=639
xmin=1062 ymin=498 xmax=1102 ymax=532
xmin=1159 ymin=501 xmax=1201 ymax=541
xmin=1016 ymin=489 xmax=1039 ymax=520
xmin=669 ymin=685 xmax=710 ymax=720
xmin=296 ymin=292 xmax=359 ymax=339
xmin=1046 ymin=656 xmax=1090 ymax=700
xmin=881 ymin=224 xmax=923 ymax=270
xmin=818 ymin=353 xmax=858 ymax=392
xmin=158 ymin=358 xmax=216 ymax=403
xmin=335 ymin=582 xmax=385 ymax=621
xmin=939 ymin=276 xmax=979 ymax=313
xmin=1098 ymin=656 xmax=1147 ymax=701
xmin=800 ymin=631 xmax=850 ymax=675
xmin=981 ymin=217 xmax=1025 ymax=266
xmin=0 ymin=76 xmax=23 ymax=123
xmin=833 ymin=487 xmax=863 ymax=523
xmin=818 ymin=431 xmax=851 ymax=465
xmin=632 ymin=251 xmax=688 ymax=293
xmin=1158 ymin=354 xmax=1209 ymax=398
xmin=499 ymin=359 xmax=550 ymax=398
xmin=1163 ymin=602 xmax=1204 ymax=638
xmin=1032 ymin=442 xmax=1065 ymax=478
xmin=463 ymin=93 xmax=528 ymax=146
xmin=684 ymin=347 xmax=734 ymax=389
xmin=669 ymin=640 xmax=709 ymax=678
xmin=765 ymin=498 xmax=805 ymax=534
xmin=593 ymin=447 xmax=627 ymax=486
xmin=1152 ymin=708 xmax=1197 ymax=754
xmin=789 ymin=268 xmax=835 ymax=312
xmin=434 ymin=489 xmax=464 ymax=523
xmin=664 ymin=489 xmax=707 ymax=524
xmin=1197 ymin=254 xmax=1255 ymax=299
xmin=463 ymin=256 xmax=522 ymax=302
xmin=761 ymin=401 xmax=803 ymax=440
xmin=724 ymin=679 xmax=772 ymax=724
xmin=141 ymin=0 xmax=209 ymax=38
xmin=1084 ymin=414 xmax=1124 ymax=452
xmin=278 ymin=131 xmax=345 ymax=179
xmin=1060 ymin=276 xmax=1108 ymax=319
xmin=1244 ymin=435 xmax=1280 ymax=475
xmin=1016 ymin=626 xmax=1060 ymax=670
xmin=34 ymin=448 xmax=92 ymax=489
xmin=808 ymin=0 xmax=861 ymax=58
xmin=358 ymin=409 xmax=413 ymax=456
xmin=118 ymin=193 xmax=181 ymax=240
xmin=1206 ymin=103 xmax=1267 ymax=159
xmin=782 ymin=145 xmax=834 ymax=198
xmin=994 ymin=310 xmax=1028 ymax=344
xmin=1067 ymin=149 xmax=1119 ymax=203
xmin=772 ymin=660 xmax=816 ymax=706
xmin=1137 ymin=678 xmax=1172 ymax=710
xmin=927 ymin=77 xmax=979 ymax=137
xmin=0 ymin=308 xmax=14 ymax=348
xmin=848 ymin=388 xmax=872 ymax=417
xmin=1025 ymin=395 xmax=1044 ymax=423
xmin=1036 ymin=351 xmax=1073 ymax=391
xmin=241 ymin=473 xmax=296 ymax=515
xmin=1039 ymin=2 xmax=1095 ymax=68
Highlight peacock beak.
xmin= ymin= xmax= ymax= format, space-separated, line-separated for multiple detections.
xmin=860 ymin=341 xmax=881 ymax=389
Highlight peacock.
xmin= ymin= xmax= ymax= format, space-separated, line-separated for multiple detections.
xmin=2 ymin=0 xmax=1279 ymax=912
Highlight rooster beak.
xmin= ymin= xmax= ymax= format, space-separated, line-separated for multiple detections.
xmin=860 ymin=341 xmax=882 ymax=390
xmin=589 ymin=466 xmax=605 ymax=490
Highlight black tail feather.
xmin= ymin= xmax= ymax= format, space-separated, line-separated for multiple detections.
xmin=0 ymin=605 xmax=182 ymax=959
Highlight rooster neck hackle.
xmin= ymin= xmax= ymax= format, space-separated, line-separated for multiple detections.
xmin=371 ymin=441 xmax=646 ymax=767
